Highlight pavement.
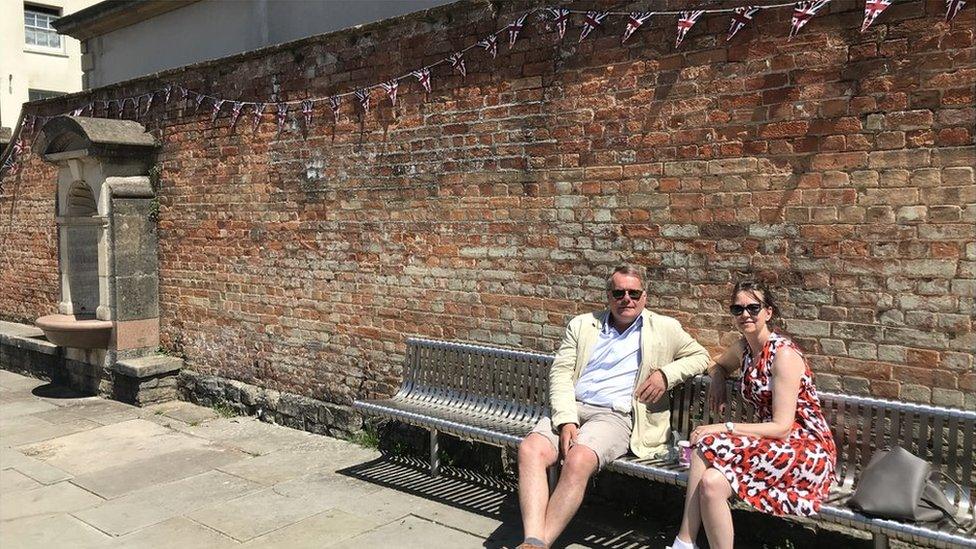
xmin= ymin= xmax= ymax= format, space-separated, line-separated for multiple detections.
xmin=0 ymin=369 xmax=672 ymax=549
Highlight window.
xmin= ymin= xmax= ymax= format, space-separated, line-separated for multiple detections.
xmin=28 ymin=89 xmax=65 ymax=102
xmin=24 ymin=4 xmax=62 ymax=49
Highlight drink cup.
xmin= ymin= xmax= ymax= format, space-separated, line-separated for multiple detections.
xmin=677 ymin=440 xmax=693 ymax=466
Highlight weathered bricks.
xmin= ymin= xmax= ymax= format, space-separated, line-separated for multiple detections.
xmin=0 ymin=0 xmax=973 ymax=410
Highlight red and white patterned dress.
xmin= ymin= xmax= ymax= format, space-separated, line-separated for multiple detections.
xmin=697 ymin=332 xmax=837 ymax=516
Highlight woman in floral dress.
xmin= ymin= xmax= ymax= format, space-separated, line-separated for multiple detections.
xmin=668 ymin=280 xmax=837 ymax=549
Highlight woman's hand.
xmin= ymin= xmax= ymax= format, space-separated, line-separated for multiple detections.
xmin=708 ymin=367 xmax=727 ymax=415
xmin=690 ymin=423 xmax=727 ymax=444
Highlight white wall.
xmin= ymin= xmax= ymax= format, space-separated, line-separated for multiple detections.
xmin=84 ymin=0 xmax=453 ymax=89
xmin=0 ymin=0 xmax=97 ymax=129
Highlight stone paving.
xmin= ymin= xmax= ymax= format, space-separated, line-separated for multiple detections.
xmin=0 ymin=370 xmax=673 ymax=548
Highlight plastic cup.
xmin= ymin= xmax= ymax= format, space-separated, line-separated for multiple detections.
xmin=677 ymin=440 xmax=693 ymax=466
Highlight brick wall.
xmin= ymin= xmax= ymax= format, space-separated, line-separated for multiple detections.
xmin=1 ymin=0 xmax=973 ymax=408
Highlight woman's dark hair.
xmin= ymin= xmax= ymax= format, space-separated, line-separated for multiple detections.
xmin=730 ymin=279 xmax=780 ymax=324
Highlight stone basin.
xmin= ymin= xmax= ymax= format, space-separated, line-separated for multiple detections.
xmin=35 ymin=314 xmax=113 ymax=349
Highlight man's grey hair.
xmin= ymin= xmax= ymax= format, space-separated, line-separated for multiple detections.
xmin=606 ymin=264 xmax=645 ymax=291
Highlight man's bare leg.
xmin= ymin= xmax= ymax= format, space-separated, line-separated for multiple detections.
xmin=518 ymin=434 xmax=559 ymax=544
xmin=542 ymin=444 xmax=599 ymax=544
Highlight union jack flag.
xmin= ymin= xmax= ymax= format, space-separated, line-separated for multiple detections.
xmin=355 ymin=88 xmax=370 ymax=115
xmin=381 ymin=80 xmax=399 ymax=106
xmin=946 ymin=0 xmax=966 ymax=22
xmin=548 ymin=8 xmax=571 ymax=40
xmin=276 ymin=103 xmax=288 ymax=134
xmin=728 ymin=6 xmax=760 ymax=41
xmin=413 ymin=68 xmax=432 ymax=94
xmin=194 ymin=93 xmax=206 ymax=114
xmin=509 ymin=13 xmax=527 ymax=48
xmin=163 ymin=84 xmax=173 ymax=104
xmin=579 ymin=11 xmax=607 ymax=43
xmin=477 ymin=34 xmax=498 ymax=59
xmin=676 ymin=10 xmax=705 ymax=48
xmin=230 ymin=102 xmax=244 ymax=129
xmin=252 ymin=103 xmax=265 ymax=131
xmin=861 ymin=0 xmax=891 ymax=32
xmin=211 ymin=99 xmax=225 ymax=124
xmin=790 ymin=1 xmax=830 ymax=40
xmin=141 ymin=93 xmax=153 ymax=115
xmin=179 ymin=86 xmax=189 ymax=103
xmin=23 ymin=115 xmax=36 ymax=136
xmin=71 ymin=105 xmax=84 ymax=117
xmin=449 ymin=52 xmax=466 ymax=78
xmin=622 ymin=12 xmax=652 ymax=44
xmin=302 ymin=99 xmax=313 ymax=127
xmin=329 ymin=96 xmax=341 ymax=123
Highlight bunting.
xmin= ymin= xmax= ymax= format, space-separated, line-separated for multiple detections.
xmin=622 ymin=12 xmax=653 ymax=44
xmin=252 ymin=102 xmax=265 ymax=131
xmin=477 ymin=34 xmax=498 ymax=59
xmin=946 ymin=0 xmax=966 ymax=22
xmin=230 ymin=101 xmax=244 ymax=129
xmin=548 ymin=8 xmax=571 ymax=40
xmin=728 ymin=6 xmax=760 ymax=41
xmin=276 ymin=103 xmax=288 ymax=133
xmin=142 ymin=93 xmax=154 ymax=115
xmin=381 ymin=80 xmax=399 ymax=106
xmin=413 ymin=68 xmax=431 ymax=94
xmin=579 ymin=11 xmax=608 ymax=43
xmin=329 ymin=95 xmax=341 ymax=123
xmin=790 ymin=1 xmax=831 ymax=40
xmin=355 ymin=88 xmax=370 ymax=115
xmin=211 ymin=99 xmax=225 ymax=124
xmin=194 ymin=93 xmax=206 ymax=113
xmin=163 ymin=84 xmax=173 ymax=104
xmin=449 ymin=52 xmax=466 ymax=78
xmin=676 ymin=11 xmax=706 ymax=48
xmin=509 ymin=13 xmax=527 ymax=48
xmin=861 ymin=0 xmax=892 ymax=32
xmin=302 ymin=99 xmax=314 ymax=127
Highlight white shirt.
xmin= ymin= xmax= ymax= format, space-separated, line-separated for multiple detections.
xmin=574 ymin=315 xmax=642 ymax=414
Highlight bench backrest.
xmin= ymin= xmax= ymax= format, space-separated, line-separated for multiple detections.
xmin=672 ymin=377 xmax=976 ymax=514
xmin=402 ymin=338 xmax=551 ymax=425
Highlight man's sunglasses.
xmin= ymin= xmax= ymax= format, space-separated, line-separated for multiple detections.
xmin=611 ymin=289 xmax=644 ymax=300
xmin=729 ymin=303 xmax=765 ymax=316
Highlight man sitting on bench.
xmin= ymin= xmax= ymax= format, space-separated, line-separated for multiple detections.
xmin=517 ymin=264 xmax=711 ymax=549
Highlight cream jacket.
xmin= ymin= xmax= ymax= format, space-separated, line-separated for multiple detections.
xmin=549 ymin=309 xmax=710 ymax=458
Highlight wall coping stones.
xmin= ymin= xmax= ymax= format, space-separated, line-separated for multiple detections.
xmin=113 ymin=354 xmax=182 ymax=378
xmin=0 ymin=321 xmax=60 ymax=355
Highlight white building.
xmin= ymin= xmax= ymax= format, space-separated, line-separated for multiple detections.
xmin=0 ymin=0 xmax=100 ymax=133
xmin=54 ymin=0 xmax=454 ymax=90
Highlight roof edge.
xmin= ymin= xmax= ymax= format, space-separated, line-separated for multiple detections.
xmin=54 ymin=0 xmax=201 ymax=41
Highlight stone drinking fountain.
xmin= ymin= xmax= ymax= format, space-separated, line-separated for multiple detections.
xmin=30 ymin=116 xmax=182 ymax=405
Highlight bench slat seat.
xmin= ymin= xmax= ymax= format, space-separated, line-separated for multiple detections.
xmin=354 ymin=338 xmax=976 ymax=548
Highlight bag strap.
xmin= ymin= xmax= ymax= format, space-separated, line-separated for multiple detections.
xmin=922 ymin=472 xmax=963 ymax=528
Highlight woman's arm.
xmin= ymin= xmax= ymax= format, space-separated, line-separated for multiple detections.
xmin=706 ymin=340 xmax=744 ymax=413
xmin=694 ymin=345 xmax=805 ymax=442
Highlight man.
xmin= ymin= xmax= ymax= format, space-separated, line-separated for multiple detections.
xmin=516 ymin=264 xmax=711 ymax=549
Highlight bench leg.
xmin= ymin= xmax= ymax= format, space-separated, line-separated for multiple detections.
xmin=429 ymin=428 xmax=440 ymax=477
xmin=872 ymin=533 xmax=889 ymax=549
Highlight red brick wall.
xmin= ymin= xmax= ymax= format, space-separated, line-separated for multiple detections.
xmin=2 ymin=0 xmax=973 ymax=408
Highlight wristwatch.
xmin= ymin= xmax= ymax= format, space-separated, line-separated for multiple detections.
xmin=725 ymin=421 xmax=734 ymax=433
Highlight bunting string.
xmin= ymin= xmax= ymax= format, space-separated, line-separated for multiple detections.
xmin=2 ymin=0 xmax=971 ymax=183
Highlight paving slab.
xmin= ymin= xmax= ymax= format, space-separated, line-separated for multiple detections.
xmin=0 ymin=446 xmax=73 ymax=485
xmin=188 ymin=487 xmax=337 ymax=542
xmin=0 ymin=413 xmax=101 ymax=446
xmin=0 ymin=398 xmax=59 ymax=420
xmin=161 ymin=416 xmax=339 ymax=456
xmin=338 ymin=514 xmax=485 ymax=548
xmin=0 ymin=513 xmax=112 ymax=549
xmin=271 ymin=469 xmax=386 ymax=507
xmin=0 ymin=480 xmax=104 ymax=520
xmin=71 ymin=445 xmax=252 ymax=499
xmin=143 ymin=400 xmax=219 ymax=424
xmin=17 ymin=419 xmax=206 ymax=476
xmin=216 ymin=444 xmax=377 ymax=486
xmin=73 ymin=470 xmax=263 ymax=536
xmin=242 ymin=508 xmax=379 ymax=548
xmin=47 ymin=399 xmax=144 ymax=425
xmin=0 ymin=467 xmax=43 ymax=492
xmin=0 ymin=369 xmax=47 ymax=391
xmin=109 ymin=517 xmax=240 ymax=549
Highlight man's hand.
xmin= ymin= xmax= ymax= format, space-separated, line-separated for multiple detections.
xmin=558 ymin=423 xmax=579 ymax=459
xmin=635 ymin=370 xmax=667 ymax=403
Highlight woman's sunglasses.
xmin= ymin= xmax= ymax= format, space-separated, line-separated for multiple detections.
xmin=729 ymin=303 xmax=765 ymax=316
xmin=611 ymin=289 xmax=644 ymax=300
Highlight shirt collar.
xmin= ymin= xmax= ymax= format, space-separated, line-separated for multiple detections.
xmin=603 ymin=313 xmax=643 ymax=336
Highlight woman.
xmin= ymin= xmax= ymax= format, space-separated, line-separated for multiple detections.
xmin=668 ymin=280 xmax=837 ymax=549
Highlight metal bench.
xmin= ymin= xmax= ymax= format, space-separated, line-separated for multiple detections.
xmin=354 ymin=337 xmax=976 ymax=548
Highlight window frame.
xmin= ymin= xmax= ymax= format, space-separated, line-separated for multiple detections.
xmin=24 ymin=3 xmax=64 ymax=52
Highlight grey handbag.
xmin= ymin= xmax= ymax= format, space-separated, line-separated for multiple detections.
xmin=849 ymin=446 xmax=960 ymax=524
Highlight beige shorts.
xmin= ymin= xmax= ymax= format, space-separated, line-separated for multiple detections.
xmin=528 ymin=401 xmax=633 ymax=469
